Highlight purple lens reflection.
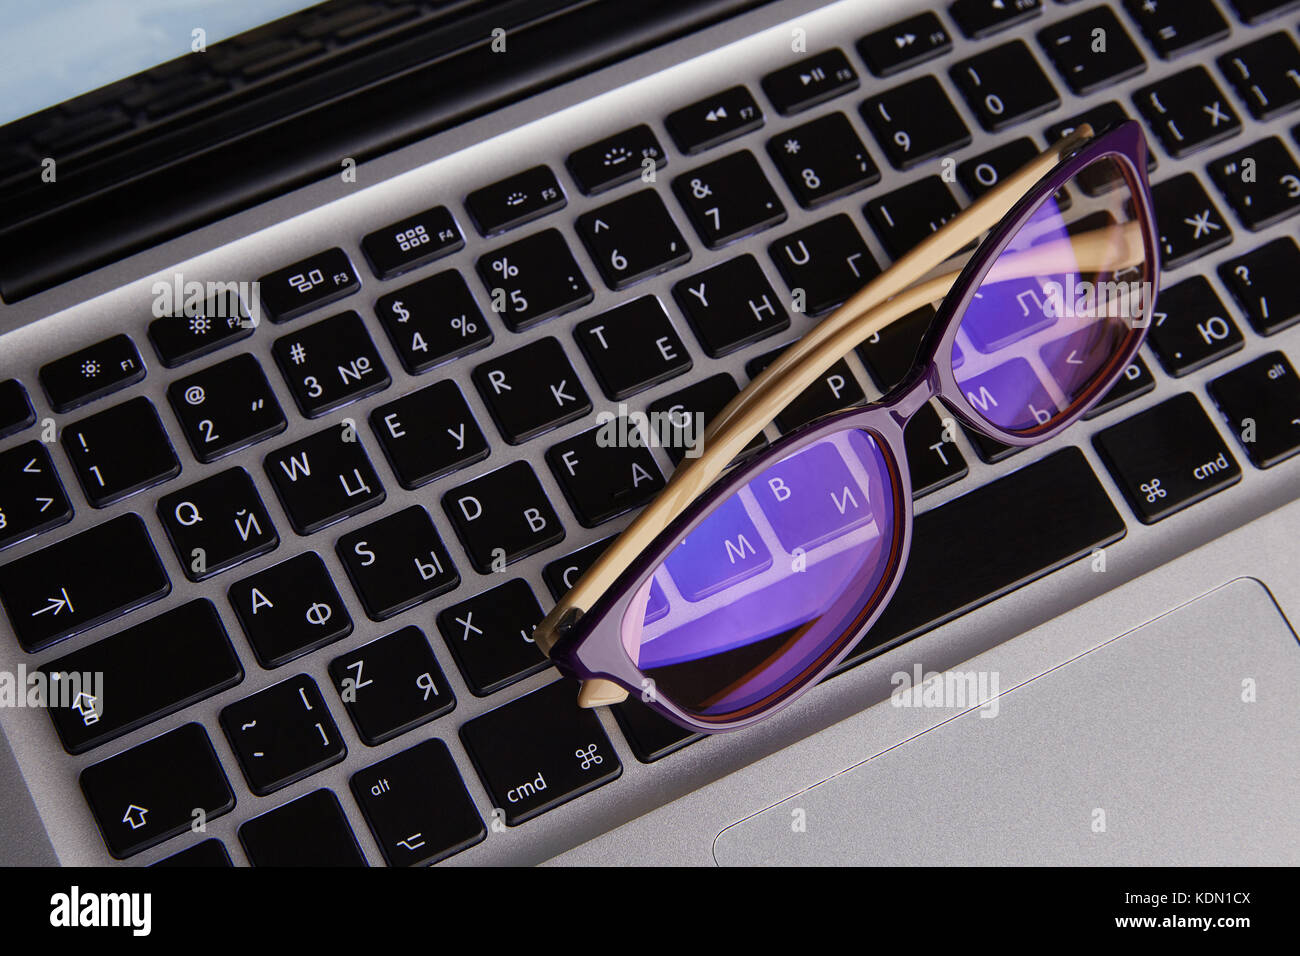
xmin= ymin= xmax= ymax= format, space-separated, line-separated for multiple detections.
xmin=953 ymin=156 xmax=1148 ymax=434
xmin=621 ymin=428 xmax=898 ymax=721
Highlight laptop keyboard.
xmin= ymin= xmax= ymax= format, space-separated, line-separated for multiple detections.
xmin=3 ymin=0 xmax=1300 ymax=866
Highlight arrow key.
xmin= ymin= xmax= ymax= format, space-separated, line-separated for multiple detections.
xmin=0 ymin=442 xmax=72 ymax=552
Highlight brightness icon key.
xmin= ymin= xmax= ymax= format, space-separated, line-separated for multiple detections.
xmin=40 ymin=334 xmax=146 ymax=412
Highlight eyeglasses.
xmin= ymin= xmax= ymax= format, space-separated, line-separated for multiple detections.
xmin=532 ymin=121 xmax=1159 ymax=733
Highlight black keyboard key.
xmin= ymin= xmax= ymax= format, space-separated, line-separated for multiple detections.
xmin=273 ymin=310 xmax=390 ymax=417
xmin=475 ymin=229 xmax=593 ymax=332
xmin=1224 ymin=0 xmax=1299 ymax=23
xmin=41 ymin=599 xmax=241 ymax=754
xmin=964 ymin=427 xmax=1021 ymax=464
xmin=1207 ymin=136 xmax=1300 ymax=230
xmin=351 ymin=739 xmax=484 ymax=866
xmin=460 ymin=678 xmax=621 ymax=825
xmin=1148 ymin=275 xmax=1244 ymax=376
xmin=745 ymin=350 xmax=865 ymax=432
xmin=956 ymin=138 xmax=1046 ymax=203
xmin=839 ymin=448 xmax=1124 ymax=669
xmin=259 ymin=247 xmax=360 ymax=323
xmin=336 ymin=506 xmax=458 ymax=620
xmin=1095 ymin=393 xmax=1241 ymax=523
xmin=857 ymin=12 xmax=952 ymax=77
xmin=1151 ymin=173 xmax=1233 ymax=268
xmin=436 ymin=578 xmax=547 ymax=696
xmin=472 ymin=336 xmax=591 ymax=443
xmin=856 ymin=304 xmax=939 ymax=391
xmin=0 ymin=442 xmax=72 ymax=551
xmin=1209 ymin=351 xmax=1300 ymax=467
xmin=1218 ymin=32 xmax=1300 ymax=120
xmin=672 ymin=151 xmax=786 ymax=249
xmin=370 ymin=381 xmax=488 ymax=489
xmin=376 ymin=269 xmax=492 ymax=374
xmin=951 ymin=0 xmax=1042 ymax=38
xmin=543 ymin=536 xmax=613 ymax=602
xmin=769 ymin=214 xmax=880 ymax=316
xmin=443 ymin=461 xmax=564 ymax=572
xmin=1084 ymin=356 xmax=1157 ymax=419
xmin=329 ymin=627 xmax=455 ymax=745
xmin=1218 ymin=237 xmax=1300 ymax=334
xmin=168 ymin=354 xmax=286 ymax=463
xmin=761 ymin=48 xmax=859 ymax=115
xmin=665 ymin=86 xmax=764 ymax=155
xmin=81 ymin=723 xmax=234 ymax=859
xmin=465 ymin=165 xmax=566 ymax=236
xmin=546 ymin=423 xmax=666 ymax=527
xmin=647 ymin=373 xmax=768 ymax=466
xmin=361 ymin=205 xmax=463 ymax=279
xmin=902 ymin=403 xmax=969 ymax=497
xmin=157 ymin=467 xmax=278 ymax=581
xmin=566 ymin=124 xmax=666 ymax=195
xmin=62 ymin=397 xmax=180 ymax=507
xmin=264 ymin=424 xmax=385 ymax=534
xmin=951 ymin=41 xmax=1060 ymax=131
xmin=1039 ymin=5 xmax=1146 ymax=94
xmin=240 ymin=789 xmax=366 ymax=866
xmin=860 ymin=75 xmax=972 ymax=169
xmin=153 ymin=839 xmax=232 ymax=867
xmin=221 ymin=674 xmax=346 ymax=796
xmin=0 ymin=379 xmax=34 ymax=439
xmin=229 ymin=552 xmax=352 ymax=667
xmin=1124 ymin=0 xmax=1229 ymax=59
xmin=865 ymin=176 xmax=963 ymax=260
xmin=0 ymin=514 xmax=169 ymax=652
xmin=673 ymin=254 xmax=788 ymax=357
xmin=148 ymin=288 xmax=253 ymax=367
xmin=612 ymin=698 xmax=702 ymax=763
xmin=1135 ymin=66 xmax=1242 ymax=158
xmin=1046 ymin=102 xmax=1158 ymax=195
xmin=575 ymin=296 xmax=691 ymax=400
xmin=766 ymin=112 xmax=880 ymax=208
xmin=40 ymin=334 xmax=145 ymax=412
xmin=575 ymin=189 xmax=690 ymax=289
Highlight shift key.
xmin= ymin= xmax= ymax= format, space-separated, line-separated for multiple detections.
xmin=0 ymin=514 xmax=170 ymax=652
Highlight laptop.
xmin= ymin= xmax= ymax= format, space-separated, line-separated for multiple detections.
xmin=1 ymin=0 xmax=1298 ymax=868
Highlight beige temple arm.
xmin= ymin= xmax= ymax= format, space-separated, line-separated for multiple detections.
xmin=531 ymin=125 xmax=1118 ymax=707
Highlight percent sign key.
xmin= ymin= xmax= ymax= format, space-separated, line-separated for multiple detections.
xmin=475 ymin=229 xmax=594 ymax=332
xmin=376 ymin=271 xmax=494 ymax=374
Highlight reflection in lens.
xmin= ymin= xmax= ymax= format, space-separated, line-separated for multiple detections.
xmin=621 ymin=428 xmax=899 ymax=721
xmin=953 ymin=156 xmax=1149 ymax=434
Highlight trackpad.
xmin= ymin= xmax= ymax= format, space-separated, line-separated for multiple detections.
xmin=714 ymin=578 xmax=1300 ymax=865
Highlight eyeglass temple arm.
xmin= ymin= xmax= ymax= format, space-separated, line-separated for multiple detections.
xmin=536 ymin=126 xmax=1098 ymax=705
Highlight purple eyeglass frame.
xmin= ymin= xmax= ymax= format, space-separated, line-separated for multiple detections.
xmin=549 ymin=121 xmax=1159 ymax=734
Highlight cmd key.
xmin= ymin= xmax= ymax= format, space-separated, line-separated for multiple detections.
xmin=80 ymin=722 xmax=234 ymax=859
xmin=40 ymin=599 xmax=242 ymax=754
xmin=1094 ymin=392 xmax=1242 ymax=523
xmin=460 ymin=678 xmax=621 ymax=825
xmin=0 ymin=514 xmax=169 ymax=652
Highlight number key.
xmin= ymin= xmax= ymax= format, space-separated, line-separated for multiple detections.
xmin=376 ymin=270 xmax=492 ymax=374
xmin=950 ymin=41 xmax=1060 ymax=132
xmin=671 ymin=151 xmax=787 ymax=248
xmin=273 ymin=311 xmax=390 ymax=417
xmin=575 ymin=190 xmax=690 ymax=289
xmin=766 ymin=112 xmax=880 ymax=208
xmin=860 ymin=75 xmax=971 ymax=169
xmin=474 ymin=229 xmax=593 ymax=332
xmin=168 ymin=354 xmax=287 ymax=463
xmin=63 ymin=397 xmax=180 ymax=507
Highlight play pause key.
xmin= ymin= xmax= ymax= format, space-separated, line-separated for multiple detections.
xmin=1093 ymin=392 xmax=1241 ymax=523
